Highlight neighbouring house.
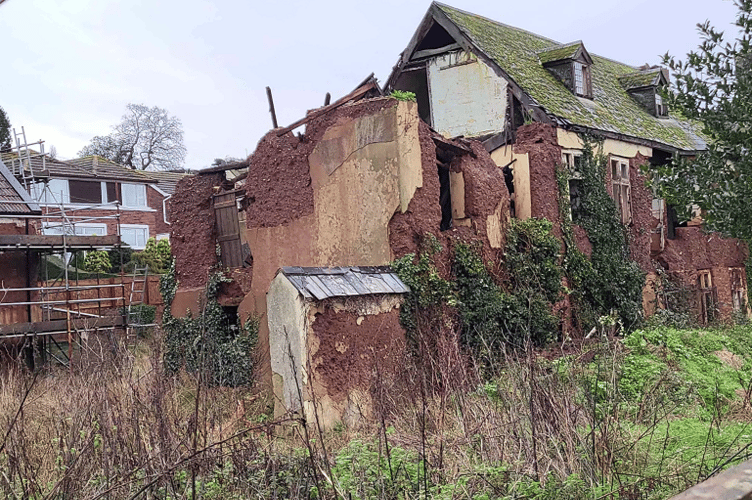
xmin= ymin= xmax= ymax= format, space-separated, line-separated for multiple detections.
xmin=0 ymin=154 xmax=126 ymax=368
xmin=385 ymin=2 xmax=747 ymax=322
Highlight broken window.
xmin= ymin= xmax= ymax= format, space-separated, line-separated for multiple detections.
xmin=697 ymin=270 xmax=717 ymax=324
xmin=655 ymin=93 xmax=669 ymax=117
xmin=731 ymin=268 xmax=747 ymax=313
xmin=562 ymin=151 xmax=584 ymax=220
xmin=610 ymin=157 xmax=631 ymax=225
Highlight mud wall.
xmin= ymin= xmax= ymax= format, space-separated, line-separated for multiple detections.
xmin=240 ymin=98 xmax=423 ymax=385
xmin=308 ymin=296 xmax=405 ymax=429
xmin=169 ymin=173 xmax=222 ymax=290
xmin=513 ymin=123 xmax=562 ymax=229
xmin=658 ymin=227 xmax=747 ymax=318
xmin=626 ymin=153 xmax=654 ymax=274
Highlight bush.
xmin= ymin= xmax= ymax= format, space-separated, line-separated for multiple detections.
xmin=83 ymin=250 xmax=111 ymax=274
xmin=108 ymin=244 xmax=133 ymax=273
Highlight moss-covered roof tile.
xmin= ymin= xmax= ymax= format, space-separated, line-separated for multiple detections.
xmin=538 ymin=42 xmax=583 ymax=64
xmin=618 ymin=68 xmax=665 ymax=90
xmin=435 ymin=3 xmax=706 ymax=151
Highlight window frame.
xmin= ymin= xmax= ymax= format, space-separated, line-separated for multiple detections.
xmin=121 ymin=183 xmax=148 ymax=209
xmin=610 ymin=157 xmax=632 ymax=225
xmin=120 ymin=224 xmax=150 ymax=250
xmin=562 ymin=150 xmax=584 ymax=220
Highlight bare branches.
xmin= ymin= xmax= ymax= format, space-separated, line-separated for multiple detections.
xmin=78 ymin=104 xmax=187 ymax=171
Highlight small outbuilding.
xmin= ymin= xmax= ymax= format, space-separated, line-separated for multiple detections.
xmin=267 ymin=266 xmax=409 ymax=429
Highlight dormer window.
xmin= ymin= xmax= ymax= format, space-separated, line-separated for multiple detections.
xmin=538 ymin=41 xmax=594 ymax=99
xmin=618 ymin=66 xmax=670 ymax=117
xmin=573 ymin=62 xmax=585 ymax=95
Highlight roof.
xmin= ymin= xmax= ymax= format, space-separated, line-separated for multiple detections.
xmin=0 ymin=157 xmax=40 ymax=214
xmin=0 ymin=152 xmax=151 ymax=183
xmin=537 ymin=41 xmax=588 ymax=65
xmin=400 ymin=3 xmax=706 ymax=151
xmin=618 ymin=67 xmax=669 ymax=91
xmin=278 ymin=266 xmax=410 ymax=301
xmin=143 ymin=170 xmax=191 ymax=195
xmin=65 ymin=156 xmax=152 ymax=183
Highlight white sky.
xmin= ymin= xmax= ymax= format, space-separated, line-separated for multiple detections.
xmin=0 ymin=0 xmax=740 ymax=170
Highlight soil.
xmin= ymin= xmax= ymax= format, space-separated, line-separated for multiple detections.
xmin=169 ymin=173 xmax=223 ymax=288
xmin=311 ymin=303 xmax=405 ymax=402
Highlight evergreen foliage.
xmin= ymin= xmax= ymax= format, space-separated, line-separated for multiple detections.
xmin=0 ymin=106 xmax=11 ymax=152
xmin=161 ymin=263 xmax=257 ymax=387
xmin=655 ymin=0 xmax=752 ymax=242
xmin=558 ymin=138 xmax=645 ymax=331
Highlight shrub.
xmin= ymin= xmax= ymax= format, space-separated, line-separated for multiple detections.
xmin=83 ymin=250 xmax=111 ymax=274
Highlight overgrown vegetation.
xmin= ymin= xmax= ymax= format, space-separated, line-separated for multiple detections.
xmin=558 ymin=137 xmax=645 ymax=331
xmin=390 ymin=89 xmax=417 ymax=102
xmin=394 ymin=221 xmax=562 ymax=363
xmin=161 ymin=262 xmax=258 ymax=387
xmin=2 ymin=323 xmax=751 ymax=498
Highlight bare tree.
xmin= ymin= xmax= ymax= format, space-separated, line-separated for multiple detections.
xmin=79 ymin=104 xmax=187 ymax=170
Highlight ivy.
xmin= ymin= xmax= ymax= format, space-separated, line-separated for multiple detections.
xmin=557 ymin=137 xmax=645 ymax=331
xmin=160 ymin=264 xmax=257 ymax=387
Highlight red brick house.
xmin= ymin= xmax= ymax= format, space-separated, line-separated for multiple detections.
xmin=0 ymin=153 xmax=186 ymax=249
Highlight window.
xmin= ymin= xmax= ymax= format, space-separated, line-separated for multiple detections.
xmin=69 ymin=180 xmax=102 ymax=204
xmin=574 ymin=62 xmax=585 ymax=95
xmin=697 ymin=270 xmax=717 ymax=324
xmin=121 ymin=225 xmax=149 ymax=250
xmin=655 ymin=93 xmax=668 ymax=117
xmin=610 ymin=158 xmax=631 ymax=225
xmin=563 ymin=151 xmax=583 ymax=219
xmin=35 ymin=179 xmax=71 ymax=204
xmin=122 ymin=183 xmax=147 ymax=208
xmin=731 ymin=268 xmax=747 ymax=313
xmin=43 ymin=223 xmax=106 ymax=236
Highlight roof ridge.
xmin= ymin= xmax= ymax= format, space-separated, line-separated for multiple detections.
xmin=433 ymin=2 xmax=562 ymax=47
xmin=536 ymin=40 xmax=584 ymax=54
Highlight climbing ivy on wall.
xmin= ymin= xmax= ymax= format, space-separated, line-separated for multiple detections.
xmin=160 ymin=263 xmax=258 ymax=387
xmin=557 ymin=137 xmax=645 ymax=331
xmin=393 ymin=221 xmax=562 ymax=360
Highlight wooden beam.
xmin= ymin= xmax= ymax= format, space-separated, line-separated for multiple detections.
xmin=411 ymin=43 xmax=461 ymax=61
xmin=266 ymin=86 xmax=279 ymax=129
xmin=0 ymin=234 xmax=120 ymax=249
xmin=275 ymin=80 xmax=378 ymax=137
xmin=0 ymin=316 xmax=124 ymax=336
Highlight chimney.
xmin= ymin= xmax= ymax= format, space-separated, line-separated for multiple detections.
xmin=92 ymin=156 xmax=98 ymax=173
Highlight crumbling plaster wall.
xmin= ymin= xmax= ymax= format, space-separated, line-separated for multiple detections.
xmin=267 ymin=271 xmax=405 ymax=430
xmin=427 ymin=50 xmax=509 ymax=138
xmin=307 ymin=296 xmax=405 ymax=429
xmin=241 ymin=99 xmax=422 ymax=384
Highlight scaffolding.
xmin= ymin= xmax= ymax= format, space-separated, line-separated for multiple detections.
xmin=0 ymin=132 xmax=148 ymax=368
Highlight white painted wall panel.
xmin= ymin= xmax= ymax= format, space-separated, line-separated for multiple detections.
xmin=428 ymin=50 xmax=508 ymax=138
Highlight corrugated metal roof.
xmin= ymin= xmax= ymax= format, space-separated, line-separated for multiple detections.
xmin=279 ymin=266 xmax=409 ymax=300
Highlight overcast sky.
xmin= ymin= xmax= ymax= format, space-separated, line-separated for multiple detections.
xmin=0 ymin=0 xmax=741 ymax=170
